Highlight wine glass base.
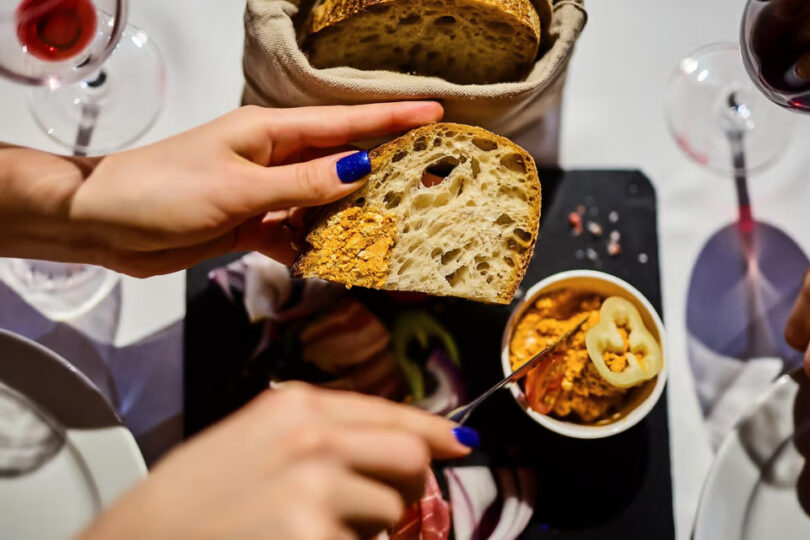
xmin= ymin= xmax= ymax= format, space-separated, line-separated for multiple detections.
xmin=0 ymin=259 xmax=119 ymax=321
xmin=28 ymin=24 xmax=166 ymax=156
xmin=666 ymin=43 xmax=795 ymax=175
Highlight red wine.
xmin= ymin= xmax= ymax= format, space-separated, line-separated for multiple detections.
xmin=742 ymin=0 xmax=810 ymax=112
xmin=16 ymin=0 xmax=97 ymax=62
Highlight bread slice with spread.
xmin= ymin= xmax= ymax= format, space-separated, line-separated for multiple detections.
xmin=293 ymin=123 xmax=541 ymax=304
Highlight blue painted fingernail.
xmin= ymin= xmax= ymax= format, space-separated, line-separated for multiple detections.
xmin=452 ymin=426 xmax=480 ymax=449
xmin=336 ymin=151 xmax=371 ymax=183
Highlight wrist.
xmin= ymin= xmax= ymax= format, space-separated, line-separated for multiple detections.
xmin=0 ymin=146 xmax=103 ymax=263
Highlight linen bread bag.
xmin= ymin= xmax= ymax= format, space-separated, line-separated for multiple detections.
xmin=242 ymin=0 xmax=586 ymax=157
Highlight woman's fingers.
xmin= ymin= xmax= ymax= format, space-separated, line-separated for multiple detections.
xmin=229 ymin=102 xmax=443 ymax=214
xmin=283 ymin=145 xmax=360 ymax=166
xmin=249 ymin=150 xmax=370 ymax=211
xmin=786 ymin=269 xmax=810 ymax=351
xmin=266 ymin=101 xmax=443 ymax=162
xmin=233 ymin=213 xmax=301 ymax=265
xmin=324 ymin=428 xmax=430 ymax=506
xmin=108 ymin=231 xmax=237 ymax=277
xmin=114 ymin=210 xmax=304 ymax=276
xmin=272 ymin=459 xmax=405 ymax=538
xmin=283 ymin=384 xmax=473 ymax=459
xmin=330 ymin=468 xmax=406 ymax=534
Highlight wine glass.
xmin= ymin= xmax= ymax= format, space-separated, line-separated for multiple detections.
xmin=0 ymin=0 xmax=165 ymax=320
xmin=0 ymin=0 xmax=166 ymax=155
xmin=666 ymin=42 xmax=794 ymax=179
xmin=741 ymin=0 xmax=810 ymax=113
xmin=669 ymin=0 xmax=810 ymax=371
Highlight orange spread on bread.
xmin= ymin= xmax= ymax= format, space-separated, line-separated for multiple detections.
xmin=304 ymin=207 xmax=397 ymax=289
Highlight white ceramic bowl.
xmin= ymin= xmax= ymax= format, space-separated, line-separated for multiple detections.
xmin=501 ymin=270 xmax=668 ymax=439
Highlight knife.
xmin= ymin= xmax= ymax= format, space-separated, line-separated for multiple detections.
xmin=446 ymin=315 xmax=589 ymax=425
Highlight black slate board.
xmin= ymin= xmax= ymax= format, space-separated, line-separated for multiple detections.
xmin=184 ymin=169 xmax=674 ymax=540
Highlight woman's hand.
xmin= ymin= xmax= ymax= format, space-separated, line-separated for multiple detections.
xmin=786 ymin=269 xmax=810 ymax=375
xmin=80 ymin=384 xmax=474 ymax=540
xmin=0 ymin=102 xmax=443 ymax=276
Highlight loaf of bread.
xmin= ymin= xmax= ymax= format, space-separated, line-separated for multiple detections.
xmin=300 ymin=0 xmax=543 ymax=85
xmin=293 ymin=123 xmax=541 ymax=304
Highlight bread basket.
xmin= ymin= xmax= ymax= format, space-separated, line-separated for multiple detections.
xmin=241 ymin=0 xmax=586 ymax=160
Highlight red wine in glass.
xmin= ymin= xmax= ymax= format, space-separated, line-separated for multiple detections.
xmin=16 ymin=0 xmax=97 ymax=62
xmin=742 ymin=0 xmax=810 ymax=112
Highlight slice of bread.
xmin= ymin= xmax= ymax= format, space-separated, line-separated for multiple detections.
xmin=293 ymin=123 xmax=541 ymax=304
xmin=300 ymin=0 xmax=542 ymax=85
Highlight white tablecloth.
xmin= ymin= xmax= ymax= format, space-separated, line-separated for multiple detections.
xmin=2 ymin=1 xmax=810 ymax=538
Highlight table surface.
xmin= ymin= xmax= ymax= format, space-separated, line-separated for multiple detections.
xmin=2 ymin=1 xmax=810 ymax=539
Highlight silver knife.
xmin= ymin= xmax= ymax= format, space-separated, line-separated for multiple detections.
xmin=446 ymin=316 xmax=589 ymax=425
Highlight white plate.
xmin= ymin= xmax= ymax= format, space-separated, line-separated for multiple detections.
xmin=694 ymin=369 xmax=810 ymax=539
xmin=0 ymin=329 xmax=146 ymax=539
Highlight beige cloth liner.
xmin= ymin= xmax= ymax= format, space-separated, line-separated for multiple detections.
xmin=242 ymin=0 xmax=587 ymax=158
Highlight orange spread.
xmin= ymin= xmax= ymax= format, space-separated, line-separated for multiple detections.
xmin=305 ymin=207 xmax=397 ymax=289
xmin=509 ymin=289 xmax=631 ymax=423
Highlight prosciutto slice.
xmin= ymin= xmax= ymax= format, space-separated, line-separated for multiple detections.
xmin=390 ymin=469 xmax=451 ymax=540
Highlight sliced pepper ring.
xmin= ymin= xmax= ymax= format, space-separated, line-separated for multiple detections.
xmin=585 ymin=297 xmax=663 ymax=388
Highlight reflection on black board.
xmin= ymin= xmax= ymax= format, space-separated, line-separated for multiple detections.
xmin=686 ymin=221 xmax=808 ymax=418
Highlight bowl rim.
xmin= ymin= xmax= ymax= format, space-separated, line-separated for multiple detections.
xmin=500 ymin=269 xmax=668 ymax=439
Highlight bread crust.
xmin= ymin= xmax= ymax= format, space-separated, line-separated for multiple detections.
xmin=306 ymin=0 xmax=540 ymax=39
xmin=294 ymin=123 xmax=541 ymax=305
xmin=533 ymin=0 xmax=552 ymax=49
xmin=302 ymin=0 xmax=541 ymax=84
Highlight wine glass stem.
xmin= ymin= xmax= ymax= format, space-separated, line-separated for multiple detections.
xmin=728 ymin=130 xmax=754 ymax=232
xmin=71 ymin=69 xmax=106 ymax=157
xmin=73 ymin=100 xmax=99 ymax=157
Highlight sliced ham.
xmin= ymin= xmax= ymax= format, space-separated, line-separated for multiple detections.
xmin=322 ymin=350 xmax=407 ymax=399
xmin=390 ymin=469 xmax=451 ymax=540
xmin=300 ymin=300 xmax=391 ymax=373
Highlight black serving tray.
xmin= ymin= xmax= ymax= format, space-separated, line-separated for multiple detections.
xmin=184 ymin=168 xmax=674 ymax=540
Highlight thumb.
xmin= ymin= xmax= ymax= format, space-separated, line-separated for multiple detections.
xmin=250 ymin=150 xmax=371 ymax=211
